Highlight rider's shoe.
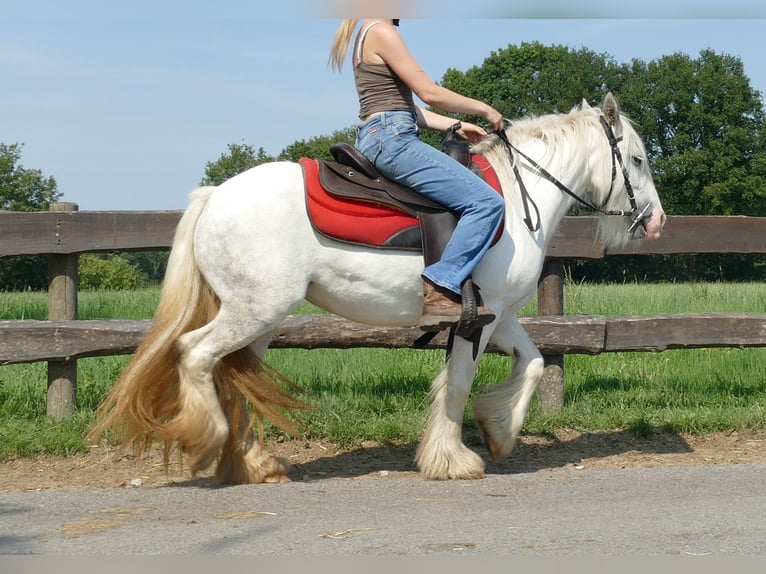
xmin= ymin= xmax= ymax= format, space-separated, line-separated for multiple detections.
xmin=419 ymin=278 xmax=495 ymax=332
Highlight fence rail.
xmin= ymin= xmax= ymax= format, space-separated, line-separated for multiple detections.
xmin=3 ymin=211 xmax=766 ymax=257
xmin=2 ymin=206 xmax=765 ymax=418
xmin=2 ymin=313 xmax=765 ymax=366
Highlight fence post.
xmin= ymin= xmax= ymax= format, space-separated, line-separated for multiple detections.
xmin=536 ymin=258 xmax=565 ymax=413
xmin=46 ymin=201 xmax=79 ymax=420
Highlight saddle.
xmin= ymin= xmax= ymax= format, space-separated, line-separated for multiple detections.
xmin=300 ymin=142 xmax=502 ymax=267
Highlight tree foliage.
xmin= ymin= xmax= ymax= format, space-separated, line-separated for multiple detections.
xmin=1 ymin=143 xmax=60 ymax=211
xmin=441 ymin=41 xmax=623 ymax=122
xmin=1 ymin=143 xmax=61 ymax=290
xmin=619 ymin=50 xmax=766 ymax=218
xmin=121 ymin=251 xmax=168 ymax=285
xmin=609 ymin=50 xmax=766 ymax=280
xmin=277 ymin=126 xmax=357 ymax=162
xmin=78 ymin=254 xmax=147 ymax=290
xmin=0 ymin=256 xmax=49 ymax=291
xmin=199 ymin=127 xmax=358 ymax=187
xmin=200 ymin=142 xmax=274 ymax=186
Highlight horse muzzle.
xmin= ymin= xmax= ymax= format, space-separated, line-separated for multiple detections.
xmin=628 ymin=204 xmax=666 ymax=240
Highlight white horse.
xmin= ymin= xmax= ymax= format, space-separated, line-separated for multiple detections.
xmin=93 ymin=93 xmax=665 ymax=483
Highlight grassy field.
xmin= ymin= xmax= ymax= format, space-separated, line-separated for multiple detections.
xmin=0 ymin=282 xmax=764 ymax=460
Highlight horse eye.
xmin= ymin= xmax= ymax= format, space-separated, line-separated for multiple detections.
xmin=632 ymin=156 xmax=644 ymax=167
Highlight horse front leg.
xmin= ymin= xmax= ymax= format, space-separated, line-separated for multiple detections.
xmin=415 ymin=336 xmax=489 ymax=480
xmin=472 ymin=315 xmax=544 ymax=462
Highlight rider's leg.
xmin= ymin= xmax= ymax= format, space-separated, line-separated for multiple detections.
xmin=356 ymin=111 xmax=504 ymax=329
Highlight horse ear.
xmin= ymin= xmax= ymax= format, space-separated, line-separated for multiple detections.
xmin=580 ymin=98 xmax=591 ymax=110
xmin=601 ymin=92 xmax=623 ymax=136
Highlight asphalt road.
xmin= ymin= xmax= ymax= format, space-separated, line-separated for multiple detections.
xmin=1 ymin=463 xmax=764 ymax=555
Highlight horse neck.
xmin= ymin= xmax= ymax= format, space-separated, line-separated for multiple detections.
xmin=482 ymin=121 xmax=598 ymax=242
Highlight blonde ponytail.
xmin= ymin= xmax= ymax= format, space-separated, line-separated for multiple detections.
xmin=329 ymin=19 xmax=359 ymax=72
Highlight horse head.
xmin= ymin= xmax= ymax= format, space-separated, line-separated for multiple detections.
xmin=583 ymin=93 xmax=666 ymax=246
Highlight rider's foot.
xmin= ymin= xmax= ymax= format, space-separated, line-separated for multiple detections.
xmin=419 ymin=278 xmax=495 ymax=332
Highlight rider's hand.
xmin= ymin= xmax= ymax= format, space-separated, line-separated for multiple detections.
xmin=483 ymin=106 xmax=504 ymax=132
xmin=457 ymin=122 xmax=487 ymax=144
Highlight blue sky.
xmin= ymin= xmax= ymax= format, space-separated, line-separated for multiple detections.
xmin=2 ymin=1 xmax=765 ymax=210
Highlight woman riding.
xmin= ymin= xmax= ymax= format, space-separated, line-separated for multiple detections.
xmin=330 ymin=18 xmax=505 ymax=332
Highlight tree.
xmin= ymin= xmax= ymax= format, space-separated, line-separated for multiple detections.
xmin=122 ymin=251 xmax=168 ymax=285
xmin=0 ymin=142 xmax=60 ymax=211
xmin=0 ymin=143 xmax=61 ymax=290
xmin=619 ymin=50 xmax=766 ymax=218
xmin=440 ymin=41 xmax=623 ymax=123
xmin=442 ymin=44 xmax=765 ymax=217
xmin=200 ymin=142 xmax=274 ymax=186
xmin=606 ymin=50 xmax=766 ymax=280
xmin=277 ymin=126 xmax=357 ymax=162
xmin=78 ymin=254 xmax=147 ymax=290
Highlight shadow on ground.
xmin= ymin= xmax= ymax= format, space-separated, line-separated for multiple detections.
xmin=170 ymin=428 xmax=694 ymax=487
xmin=287 ymin=429 xmax=693 ymax=480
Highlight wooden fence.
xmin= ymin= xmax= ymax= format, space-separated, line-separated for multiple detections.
xmin=1 ymin=203 xmax=765 ymax=419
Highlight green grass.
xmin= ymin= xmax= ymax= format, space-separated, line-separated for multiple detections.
xmin=0 ymin=282 xmax=764 ymax=460
xmin=0 ymin=287 xmax=162 ymax=321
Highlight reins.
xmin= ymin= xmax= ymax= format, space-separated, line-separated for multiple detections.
xmin=495 ymin=114 xmax=645 ymax=233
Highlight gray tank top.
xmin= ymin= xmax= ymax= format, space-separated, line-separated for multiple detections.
xmin=353 ymin=21 xmax=416 ymax=121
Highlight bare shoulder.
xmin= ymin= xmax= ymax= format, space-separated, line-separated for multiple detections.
xmin=363 ymin=20 xmax=408 ymax=59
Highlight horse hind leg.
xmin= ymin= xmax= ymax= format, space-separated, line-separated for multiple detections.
xmin=216 ymin=396 xmax=290 ymax=484
xmin=173 ymin=311 xmax=307 ymax=483
xmin=214 ymin=337 xmax=304 ymax=484
xmin=472 ymin=317 xmax=544 ymax=462
xmin=170 ymin=321 xmax=232 ymax=474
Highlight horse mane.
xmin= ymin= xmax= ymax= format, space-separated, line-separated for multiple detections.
xmin=471 ymin=104 xmax=643 ymax=248
xmin=477 ymin=104 xmax=645 ymax=192
xmin=472 ymin=104 xmax=600 ymax=182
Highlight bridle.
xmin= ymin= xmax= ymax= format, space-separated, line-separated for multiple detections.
xmin=495 ymin=114 xmax=651 ymax=235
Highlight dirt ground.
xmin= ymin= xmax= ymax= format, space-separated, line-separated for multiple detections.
xmin=1 ymin=429 xmax=765 ymax=491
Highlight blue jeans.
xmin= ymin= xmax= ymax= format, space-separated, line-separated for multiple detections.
xmin=356 ymin=111 xmax=505 ymax=295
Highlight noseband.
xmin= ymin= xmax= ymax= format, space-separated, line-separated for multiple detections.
xmin=496 ymin=114 xmax=650 ymax=234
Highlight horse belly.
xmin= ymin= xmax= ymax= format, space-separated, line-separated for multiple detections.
xmin=306 ymin=247 xmax=425 ymax=326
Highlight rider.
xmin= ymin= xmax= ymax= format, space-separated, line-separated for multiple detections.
xmin=329 ymin=18 xmax=505 ymax=332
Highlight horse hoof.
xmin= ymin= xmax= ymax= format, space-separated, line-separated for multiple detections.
xmin=264 ymin=474 xmax=291 ymax=483
xmin=476 ymin=421 xmax=501 ymax=463
xmin=416 ymin=446 xmax=487 ymax=480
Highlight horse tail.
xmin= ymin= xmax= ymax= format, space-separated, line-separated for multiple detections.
xmin=89 ymin=186 xmax=218 ymax=456
xmin=91 ymin=186 xmax=306 ymax=472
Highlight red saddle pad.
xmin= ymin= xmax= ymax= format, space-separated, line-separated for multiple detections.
xmin=300 ymin=155 xmax=502 ymax=248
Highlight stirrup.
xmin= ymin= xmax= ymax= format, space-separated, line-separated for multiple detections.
xmin=455 ymin=278 xmax=494 ymax=338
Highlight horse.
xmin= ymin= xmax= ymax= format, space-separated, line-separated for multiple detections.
xmin=91 ymin=93 xmax=666 ymax=483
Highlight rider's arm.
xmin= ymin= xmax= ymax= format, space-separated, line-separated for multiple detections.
xmin=366 ymin=21 xmax=503 ymax=131
xmin=415 ymin=107 xmax=489 ymax=144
